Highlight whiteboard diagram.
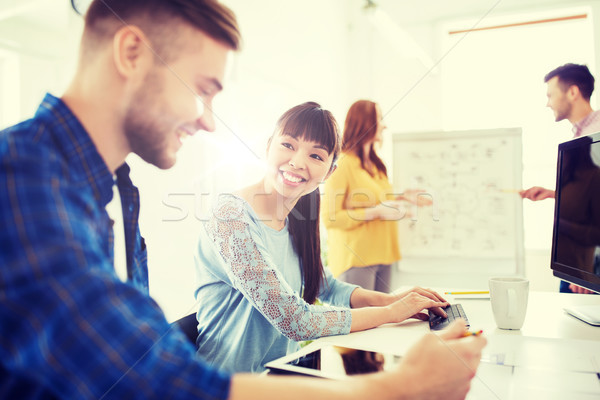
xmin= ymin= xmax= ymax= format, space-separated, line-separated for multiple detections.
xmin=392 ymin=128 xmax=524 ymax=270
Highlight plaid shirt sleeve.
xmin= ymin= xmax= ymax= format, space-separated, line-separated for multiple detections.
xmin=0 ymin=126 xmax=231 ymax=398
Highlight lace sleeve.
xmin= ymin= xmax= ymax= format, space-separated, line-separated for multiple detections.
xmin=204 ymin=199 xmax=352 ymax=341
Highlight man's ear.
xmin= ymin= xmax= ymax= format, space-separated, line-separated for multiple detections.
xmin=323 ymin=164 xmax=337 ymax=181
xmin=567 ymin=84 xmax=581 ymax=101
xmin=113 ymin=25 xmax=152 ymax=79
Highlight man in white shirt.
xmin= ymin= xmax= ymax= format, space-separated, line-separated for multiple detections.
xmin=520 ymin=63 xmax=600 ymax=294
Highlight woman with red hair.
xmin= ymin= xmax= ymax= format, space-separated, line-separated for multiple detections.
xmin=322 ymin=100 xmax=418 ymax=291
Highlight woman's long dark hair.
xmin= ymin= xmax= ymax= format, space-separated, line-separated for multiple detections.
xmin=271 ymin=102 xmax=341 ymax=304
xmin=341 ymin=100 xmax=387 ymax=177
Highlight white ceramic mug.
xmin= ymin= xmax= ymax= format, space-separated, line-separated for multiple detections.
xmin=489 ymin=277 xmax=529 ymax=330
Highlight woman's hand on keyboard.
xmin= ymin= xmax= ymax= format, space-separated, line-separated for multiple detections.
xmin=386 ymin=288 xmax=449 ymax=322
xmin=350 ymin=287 xmax=449 ymax=332
xmin=392 ymin=319 xmax=487 ymax=400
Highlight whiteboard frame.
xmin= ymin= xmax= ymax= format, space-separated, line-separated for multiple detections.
xmin=391 ymin=128 xmax=525 ymax=279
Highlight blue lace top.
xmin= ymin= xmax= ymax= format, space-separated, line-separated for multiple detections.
xmin=194 ymin=194 xmax=356 ymax=373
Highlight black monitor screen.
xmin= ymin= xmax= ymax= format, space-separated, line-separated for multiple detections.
xmin=551 ymin=132 xmax=600 ymax=294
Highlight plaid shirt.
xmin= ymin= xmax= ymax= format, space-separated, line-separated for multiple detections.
xmin=572 ymin=109 xmax=600 ymax=138
xmin=0 ymin=94 xmax=230 ymax=399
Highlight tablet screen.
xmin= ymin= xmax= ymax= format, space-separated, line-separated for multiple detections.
xmin=268 ymin=345 xmax=401 ymax=378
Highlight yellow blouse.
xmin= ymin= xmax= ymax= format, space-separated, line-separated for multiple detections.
xmin=321 ymin=153 xmax=401 ymax=277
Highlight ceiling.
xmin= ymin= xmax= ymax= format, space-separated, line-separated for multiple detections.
xmin=377 ymin=0 xmax=596 ymax=25
xmin=0 ymin=0 xmax=595 ymax=34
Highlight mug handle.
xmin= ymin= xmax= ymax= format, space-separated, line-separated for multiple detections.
xmin=507 ymin=288 xmax=516 ymax=318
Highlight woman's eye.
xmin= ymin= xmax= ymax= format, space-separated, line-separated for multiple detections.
xmin=282 ymin=143 xmax=293 ymax=150
xmin=311 ymin=154 xmax=324 ymax=161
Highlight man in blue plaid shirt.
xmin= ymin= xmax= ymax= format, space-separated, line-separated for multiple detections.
xmin=0 ymin=0 xmax=486 ymax=399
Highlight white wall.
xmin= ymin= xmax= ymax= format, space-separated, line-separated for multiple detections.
xmin=0 ymin=3 xmax=81 ymax=125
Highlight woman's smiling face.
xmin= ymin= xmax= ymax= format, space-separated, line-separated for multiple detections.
xmin=265 ymin=133 xmax=334 ymax=201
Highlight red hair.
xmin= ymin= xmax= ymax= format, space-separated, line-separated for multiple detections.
xmin=342 ymin=100 xmax=387 ymax=176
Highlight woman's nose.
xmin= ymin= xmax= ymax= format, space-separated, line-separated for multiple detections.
xmin=289 ymin=154 xmax=305 ymax=169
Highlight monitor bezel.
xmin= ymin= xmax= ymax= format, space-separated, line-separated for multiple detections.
xmin=550 ymin=132 xmax=600 ymax=294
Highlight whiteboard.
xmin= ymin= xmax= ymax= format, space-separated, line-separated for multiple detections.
xmin=392 ymin=128 xmax=524 ymax=274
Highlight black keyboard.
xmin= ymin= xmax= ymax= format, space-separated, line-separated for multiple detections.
xmin=428 ymin=304 xmax=470 ymax=331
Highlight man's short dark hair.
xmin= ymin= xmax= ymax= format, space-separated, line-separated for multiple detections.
xmin=82 ymin=0 xmax=240 ymax=61
xmin=544 ymin=63 xmax=595 ymax=101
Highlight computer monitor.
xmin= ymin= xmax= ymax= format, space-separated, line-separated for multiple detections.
xmin=551 ymin=132 xmax=600 ymax=325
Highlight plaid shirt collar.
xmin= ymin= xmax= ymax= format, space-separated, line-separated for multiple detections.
xmin=37 ymin=93 xmax=116 ymax=206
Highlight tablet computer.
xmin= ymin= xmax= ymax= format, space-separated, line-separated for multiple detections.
xmin=264 ymin=342 xmax=402 ymax=379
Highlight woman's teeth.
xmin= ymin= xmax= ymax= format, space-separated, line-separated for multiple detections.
xmin=282 ymin=171 xmax=304 ymax=183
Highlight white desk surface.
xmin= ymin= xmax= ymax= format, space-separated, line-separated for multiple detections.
xmin=458 ymin=291 xmax=600 ymax=341
xmin=312 ymin=291 xmax=600 ymax=399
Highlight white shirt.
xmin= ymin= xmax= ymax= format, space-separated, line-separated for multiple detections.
xmin=105 ymin=179 xmax=128 ymax=282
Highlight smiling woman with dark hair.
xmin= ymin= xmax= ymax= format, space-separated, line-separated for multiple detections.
xmin=193 ymin=102 xmax=448 ymax=373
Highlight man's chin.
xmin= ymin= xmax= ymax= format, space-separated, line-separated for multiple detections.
xmin=157 ymin=157 xmax=177 ymax=170
xmin=140 ymin=153 xmax=177 ymax=170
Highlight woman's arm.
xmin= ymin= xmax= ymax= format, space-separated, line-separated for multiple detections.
xmin=349 ymin=287 xmax=448 ymax=332
xmin=349 ymin=287 xmax=395 ymax=308
xmin=206 ymin=199 xmax=447 ymax=341
xmin=350 ymin=286 xmax=447 ymax=308
xmin=321 ymin=164 xmax=368 ymax=230
xmin=322 ymin=162 xmax=408 ymax=228
xmin=204 ymin=202 xmax=351 ymax=341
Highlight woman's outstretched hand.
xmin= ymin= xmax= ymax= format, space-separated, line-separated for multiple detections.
xmin=396 ymin=188 xmax=433 ymax=206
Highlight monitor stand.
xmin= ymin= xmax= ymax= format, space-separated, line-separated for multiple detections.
xmin=564 ymin=305 xmax=600 ymax=326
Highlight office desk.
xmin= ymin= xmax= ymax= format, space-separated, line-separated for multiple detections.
xmin=313 ymin=291 xmax=600 ymax=399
